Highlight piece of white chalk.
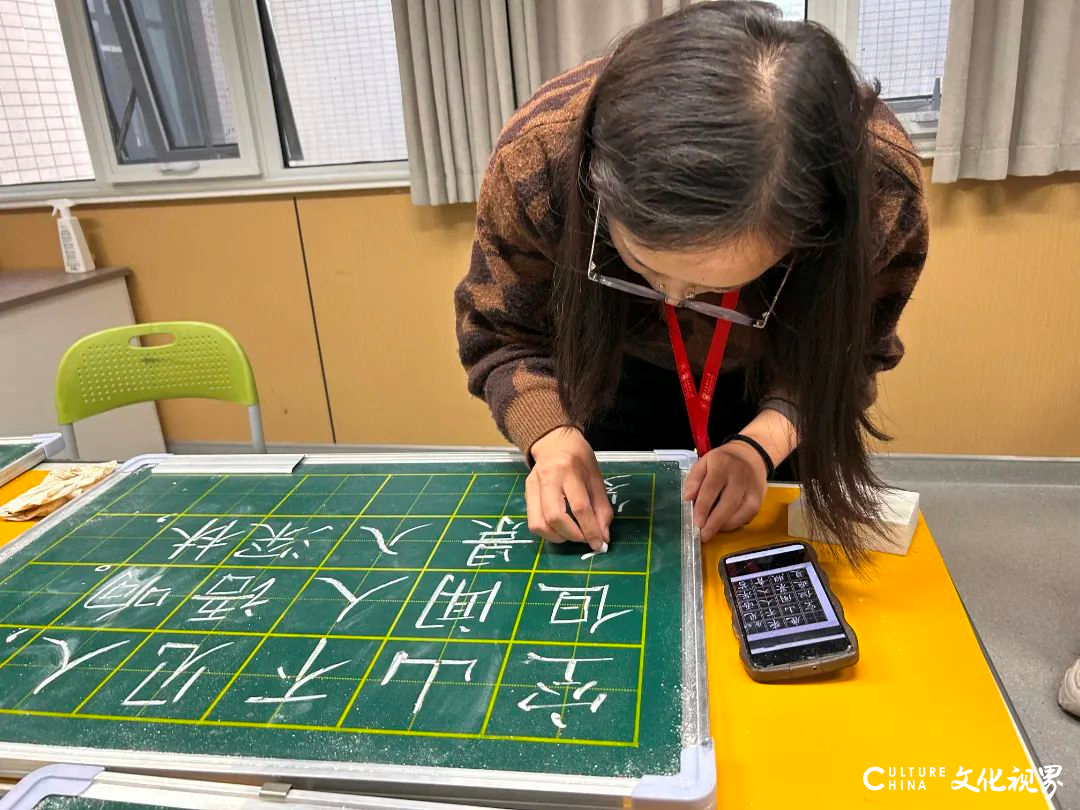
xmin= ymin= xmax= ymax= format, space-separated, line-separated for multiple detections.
xmin=580 ymin=542 xmax=609 ymax=560
xmin=788 ymin=487 xmax=920 ymax=556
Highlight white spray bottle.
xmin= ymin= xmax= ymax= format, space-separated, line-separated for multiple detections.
xmin=49 ymin=198 xmax=96 ymax=274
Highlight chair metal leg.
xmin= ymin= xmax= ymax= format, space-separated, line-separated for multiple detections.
xmin=60 ymin=423 xmax=79 ymax=461
xmin=247 ymin=405 xmax=267 ymax=454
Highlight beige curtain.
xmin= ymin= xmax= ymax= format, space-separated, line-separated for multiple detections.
xmin=392 ymin=0 xmax=533 ymax=205
xmin=531 ymin=0 xmax=694 ymax=79
xmin=933 ymin=0 xmax=1080 ymax=182
xmin=392 ymin=0 xmax=693 ymax=205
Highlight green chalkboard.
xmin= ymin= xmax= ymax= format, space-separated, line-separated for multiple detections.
xmin=0 ymin=442 xmax=38 ymax=475
xmin=0 ymin=455 xmax=696 ymax=789
xmin=0 ymin=435 xmax=60 ymax=489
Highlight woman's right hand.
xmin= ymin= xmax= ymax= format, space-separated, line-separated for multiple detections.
xmin=526 ymin=427 xmax=613 ymax=553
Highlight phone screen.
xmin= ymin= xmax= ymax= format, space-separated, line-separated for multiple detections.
xmin=723 ymin=543 xmax=853 ymax=669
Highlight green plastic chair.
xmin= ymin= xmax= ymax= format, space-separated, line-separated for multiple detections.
xmin=55 ymin=322 xmax=265 ymax=459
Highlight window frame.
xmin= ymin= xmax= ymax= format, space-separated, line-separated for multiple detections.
xmin=808 ymin=0 xmax=942 ymax=158
xmin=0 ymin=0 xmax=409 ymax=208
xmin=228 ymin=0 xmax=411 ymax=190
xmin=58 ymin=0 xmax=261 ymax=183
xmin=0 ymin=0 xmax=940 ymax=207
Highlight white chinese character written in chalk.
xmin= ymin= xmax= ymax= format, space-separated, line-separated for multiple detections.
xmin=123 ymin=641 xmax=233 ymax=706
xmin=516 ymin=652 xmax=613 ymax=729
xmin=463 ymin=516 xmax=532 ymax=567
xmin=245 ymin=638 xmax=349 ymax=705
xmin=537 ymin=583 xmax=631 ymax=633
xmin=83 ymin=570 xmax=171 ymax=622
xmin=32 ymin=637 xmax=130 ymax=695
xmin=315 ymin=575 xmax=409 ymax=623
xmin=356 ymin=523 xmax=432 ymax=556
xmin=188 ymin=574 xmax=275 ymax=622
xmin=604 ymin=475 xmax=632 ymax=513
xmin=233 ymin=522 xmax=334 ymax=561
xmin=415 ymin=574 xmax=501 ymax=633
xmin=379 ymin=651 xmax=477 ymax=714
xmin=169 ymin=518 xmax=244 ymax=561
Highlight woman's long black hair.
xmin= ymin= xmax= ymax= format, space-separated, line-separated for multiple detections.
xmin=552 ymin=1 xmax=888 ymax=567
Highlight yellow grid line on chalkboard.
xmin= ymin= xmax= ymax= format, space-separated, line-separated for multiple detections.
xmin=96 ymin=514 xmax=651 ymax=520
xmin=478 ymin=529 xmax=543 ymax=737
xmin=0 ymin=706 xmax=636 ymax=746
xmin=334 ymin=474 xmax=480 ymax=729
xmin=0 ymin=666 xmax=643 ymax=696
xmin=0 ymin=476 xmax=230 ymax=680
xmin=633 ymin=473 xmax=657 ymax=746
xmin=20 ymin=562 xmax=647 ymax=576
xmin=195 ymin=474 xmax=394 ymax=722
xmin=293 ymin=473 xmax=525 ymax=478
xmin=554 ymin=493 xmax=605 ymax=742
xmin=69 ymin=475 xmax=316 ymax=715
xmin=0 ymin=623 xmax=644 ymax=647
xmin=143 ymin=473 xmax=520 ymax=478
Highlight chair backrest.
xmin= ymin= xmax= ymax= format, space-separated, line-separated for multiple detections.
xmin=56 ymin=321 xmax=259 ymax=424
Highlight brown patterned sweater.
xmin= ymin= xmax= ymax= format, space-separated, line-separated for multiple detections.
xmin=455 ymin=59 xmax=929 ymax=455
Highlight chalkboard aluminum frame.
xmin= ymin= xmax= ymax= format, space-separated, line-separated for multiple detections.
xmin=0 ymin=450 xmax=716 ymax=810
xmin=0 ymin=434 xmax=65 ymax=489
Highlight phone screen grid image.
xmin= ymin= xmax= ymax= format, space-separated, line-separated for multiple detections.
xmin=723 ymin=543 xmax=855 ymax=672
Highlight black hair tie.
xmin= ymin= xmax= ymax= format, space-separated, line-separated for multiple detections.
xmin=722 ymin=434 xmax=775 ymax=480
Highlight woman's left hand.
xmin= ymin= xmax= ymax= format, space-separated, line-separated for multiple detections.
xmin=683 ymin=442 xmax=769 ymax=541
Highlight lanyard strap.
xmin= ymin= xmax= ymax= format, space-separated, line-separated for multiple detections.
xmin=663 ymin=290 xmax=741 ymax=456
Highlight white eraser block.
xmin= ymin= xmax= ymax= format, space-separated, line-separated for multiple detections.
xmin=787 ymin=488 xmax=920 ymax=556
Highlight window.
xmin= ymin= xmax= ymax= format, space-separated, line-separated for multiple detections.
xmin=62 ymin=0 xmax=258 ymax=183
xmin=0 ymin=0 xmax=94 ymax=187
xmin=857 ymin=0 xmax=949 ymax=100
xmin=84 ymin=0 xmax=240 ymax=165
xmin=804 ymin=0 xmax=949 ymax=153
xmin=257 ymin=0 xmax=407 ymax=167
xmin=1 ymin=0 xmax=947 ymax=203
xmin=772 ymin=1 xmax=808 ymax=21
xmin=855 ymin=0 xmax=949 ymax=152
xmin=0 ymin=0 xmax=408 ymax=201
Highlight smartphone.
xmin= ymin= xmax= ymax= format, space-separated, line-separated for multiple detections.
xmin=719 ymin=541 xmax=858 ymax=682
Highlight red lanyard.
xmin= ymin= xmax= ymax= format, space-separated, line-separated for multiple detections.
xmin=663 ymin=290 xmax=741 ymax=457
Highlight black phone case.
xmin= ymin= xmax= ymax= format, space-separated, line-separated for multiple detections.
xmin=719 ymin=541 xmax=859 ymax=682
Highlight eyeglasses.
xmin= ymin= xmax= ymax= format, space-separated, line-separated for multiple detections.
xmin=586 ymin=198 xmax=792 ymax=329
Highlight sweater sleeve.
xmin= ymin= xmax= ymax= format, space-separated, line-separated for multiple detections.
xmin=454 ymin=145 xmax=569 ymax=455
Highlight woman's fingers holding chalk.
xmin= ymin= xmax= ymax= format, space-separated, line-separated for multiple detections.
xmin=524 ymin=474 xmax=549 ymax=539
xmin=541 ymin=480 xmax=586 ymax=544
xmin=586 ymin=466 xmax=614 ymax=544
xmin=565 ymin=475 xmax=607 ymax=552
xmin=525 ymin=427 xmax=609 ymax=551
xmin=526 ymin=474 xmax=571 ymax=544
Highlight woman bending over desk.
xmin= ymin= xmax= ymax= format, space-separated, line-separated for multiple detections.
xmin=455 ymin=1 xmax=928 ymax=567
